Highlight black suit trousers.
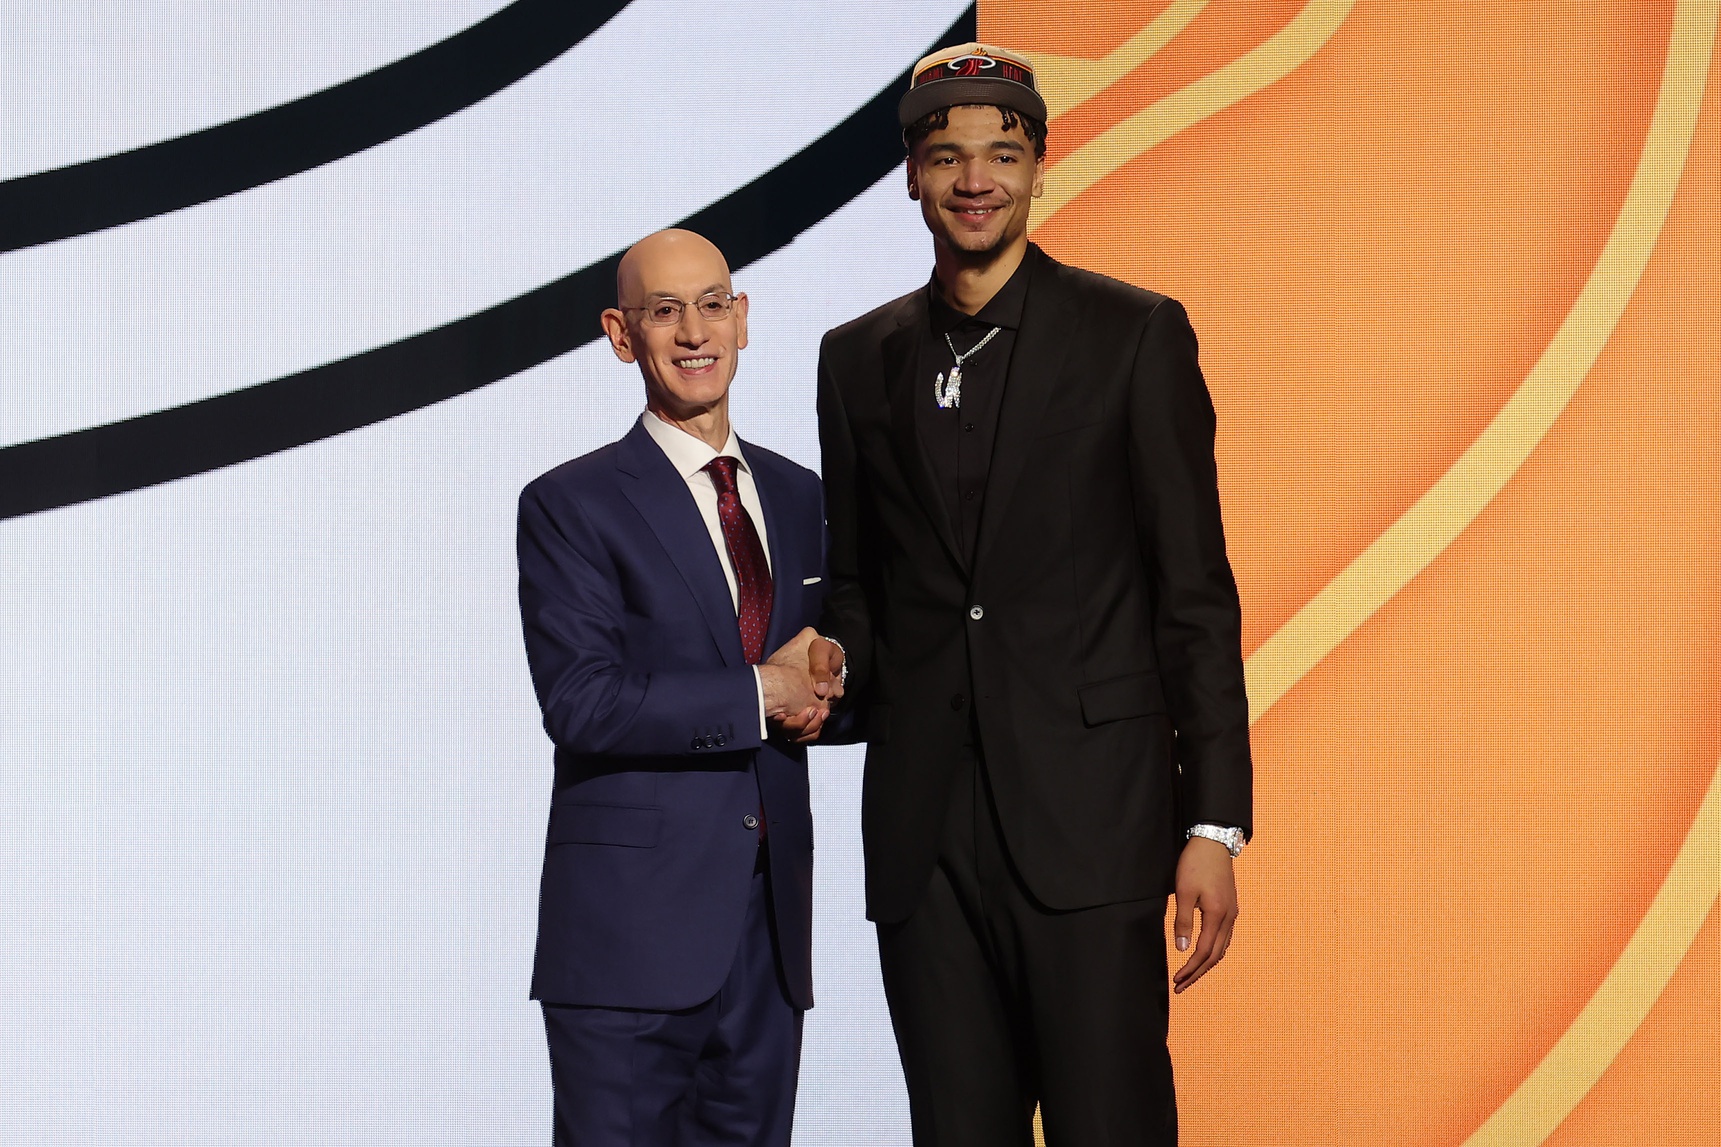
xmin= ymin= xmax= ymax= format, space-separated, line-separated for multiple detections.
xmin=876 ymin=747 xmax=1177 ymax=1147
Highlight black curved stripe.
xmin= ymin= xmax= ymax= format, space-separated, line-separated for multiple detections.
xmin=0 ymin=0 xmax=630 ymax=254
xmin=0 ymin=7 xmax=977 ymax=521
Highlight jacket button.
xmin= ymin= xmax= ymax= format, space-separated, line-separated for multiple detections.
xmin=968 ymin=605 xmax=984 ymax=620
xmin=743 ymin=814 xmax=760 ymax=831
xmin=691 ymin=737 xmax=703 ymax=750
xmin=714 ymin=733 xmax=727 ymax=747
xmin=950 ymin=693 xmax=966 ymax=710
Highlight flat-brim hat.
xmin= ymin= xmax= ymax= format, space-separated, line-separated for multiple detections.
xmin=898 ymin=42 xmax=1047 ymax=128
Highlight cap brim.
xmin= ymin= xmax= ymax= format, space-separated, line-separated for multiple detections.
xmin=898 ymin=77 xmax=1048 ymax=129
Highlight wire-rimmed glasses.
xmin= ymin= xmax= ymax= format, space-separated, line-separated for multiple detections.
xmin=624 ymin=291 xmax=741 ymax=327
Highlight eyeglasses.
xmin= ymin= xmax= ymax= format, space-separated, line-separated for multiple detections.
xmin=623 ymin=291 xmax=741 ymax=327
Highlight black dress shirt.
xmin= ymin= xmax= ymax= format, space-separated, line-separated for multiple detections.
xmin=913 ymin=254 xmax=1032 ymax=567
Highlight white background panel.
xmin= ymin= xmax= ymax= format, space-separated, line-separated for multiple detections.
xmin=0 ymin=1 xmax=505 ymax=180
xmin=0 ymin=0 xmax=966 ymax=449
xmin=0 ymin=0 xmax=957 ymax=1136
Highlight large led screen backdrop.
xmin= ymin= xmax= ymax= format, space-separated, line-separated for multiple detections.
xmin=1 ymin=2 xmax=1715 ymax=1144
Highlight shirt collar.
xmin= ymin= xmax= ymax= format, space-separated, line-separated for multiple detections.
xmin=640 ymin=410 xmax=749 ymax=481
xmin=928 ymin=244 xmax=1033 ymax=336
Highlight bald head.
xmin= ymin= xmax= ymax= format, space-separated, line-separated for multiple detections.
xmin=615 ymin=228 xmax=733 ymax=309
xmin=599 ymin=229 xmax=750 ymax=435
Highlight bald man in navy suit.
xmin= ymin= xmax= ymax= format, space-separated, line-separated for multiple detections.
xmin=517 ymin=230 xmax=836 ymax=1146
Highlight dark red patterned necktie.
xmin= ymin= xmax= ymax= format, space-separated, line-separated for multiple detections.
xmin=703 ymin=456 xmax=773 ymax=664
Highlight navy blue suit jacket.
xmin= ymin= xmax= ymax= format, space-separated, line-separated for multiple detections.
xmin=518 ymin=419 xmax=825 ymax=1012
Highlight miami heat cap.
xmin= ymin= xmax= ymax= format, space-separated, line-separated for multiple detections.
xmin=898 ymin=42 xmax=1047 ymax=128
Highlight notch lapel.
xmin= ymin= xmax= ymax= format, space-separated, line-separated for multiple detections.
xmin=615 ymin=423 xmax=746 ymax=667
xmin=973 ymin=251 xmax=1078 ymax=577
xmin=883 ymin=297 xmax=966 ymax=574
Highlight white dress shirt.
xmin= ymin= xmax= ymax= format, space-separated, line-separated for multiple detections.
xmin=640 ymin=411 xmax=772 ymax=736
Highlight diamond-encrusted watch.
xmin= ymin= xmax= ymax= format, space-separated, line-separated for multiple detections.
xmin=821 ymin=635 xmax=849 ymax=687
xmin=1186 ymin=823 xmax=1245 ymax=858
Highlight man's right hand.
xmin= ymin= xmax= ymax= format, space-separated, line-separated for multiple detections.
xmin=809 ymin=637 xmax=845 ymax=702
xmin=762 ymin=628 xmax=829 ymax=743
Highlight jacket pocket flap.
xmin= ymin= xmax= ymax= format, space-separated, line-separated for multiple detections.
xmin=1033 ymin=409 xmax=1106 ymax=440
xmin=1077 ymin=671 xmax=1166 ymax=726
xmin=549 ymin=803 xmax=661 ymax=848
xmin=1033 ymin=392 xmax=1108 ymax=439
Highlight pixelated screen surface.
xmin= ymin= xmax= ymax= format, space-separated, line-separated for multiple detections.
xmin=1 ymin=2 xmax=1715 ymax=1144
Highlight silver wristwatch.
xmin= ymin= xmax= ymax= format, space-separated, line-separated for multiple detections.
xmin=1186 ymin=823 xmax=1245 ymax=858
xmin=823 ymin=635 xmax=849 ymax=686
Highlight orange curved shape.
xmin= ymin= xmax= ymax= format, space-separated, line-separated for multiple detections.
xmin=985 ymin=1 xmax=1180 ymax=58
xmin=978 ymin=2 xmax=1720 ymax=1143
xmin=1027 ymin=1 xmax=1674 ymax=653
xmin=1542 ymin=907 xmax=1721 ymax=1146
xmin=1019 ymin=0 xmax=1309 ymax=154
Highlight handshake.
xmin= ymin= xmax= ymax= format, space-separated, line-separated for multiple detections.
xmin=758 ymin=627 xmax=847 ymax=744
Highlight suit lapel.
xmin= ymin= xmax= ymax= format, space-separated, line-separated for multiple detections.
xmin=615 ymin=422 xmax=746 ymax=666
xmin=883 ymin=293 xmax=966 ymax=574
xmin=973 ymin=248 xmax=1078 ymax=577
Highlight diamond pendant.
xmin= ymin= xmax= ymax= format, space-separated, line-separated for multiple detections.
xmin=935 ymin=365 xmax=963 ymax=409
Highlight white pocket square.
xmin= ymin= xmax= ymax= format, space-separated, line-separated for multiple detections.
xmin=801 ymin=576 xmax=822 ymax=585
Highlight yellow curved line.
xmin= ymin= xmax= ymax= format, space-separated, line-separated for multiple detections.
xmin=1028 ymin=0 xmax=1210 ymax=119
xmin=1463 ymin=762 xmax=1721 ymax=1146
xmin=1017 ymin=1 xmax=1714 ymax=1142
xmin=1030 ymin=0 xmax=1358 ymax=229
xmin=1214 ymin=1 xmax=1715 ymax=1141
xmin=1244 ymin=0 xmax=1718 ymax=725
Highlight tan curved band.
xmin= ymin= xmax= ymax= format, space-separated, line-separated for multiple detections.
xmin=1030 ymin=0 xmax=1358 ymax=229
xmin=1023 ymin=0 xmax=1717 ymax=1141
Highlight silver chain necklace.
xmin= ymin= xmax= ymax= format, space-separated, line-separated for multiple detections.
xmin=934 ymin=326 xmax=1003 ymax=410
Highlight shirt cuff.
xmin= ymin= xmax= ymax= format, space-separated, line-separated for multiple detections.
xmin=753 ymin=665 xmax=767 ymax=739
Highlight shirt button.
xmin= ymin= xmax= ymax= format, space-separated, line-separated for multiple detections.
xmin=950 ymin=693 xmax=966 ymax=710
xmin=743 ymin=814 xmax=760 ymax=831
xmin=969 ymin=606 xmax=984 ymax=620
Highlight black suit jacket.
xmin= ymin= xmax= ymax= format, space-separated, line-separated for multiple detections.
xmin=817 ymin=244 xmax=1253 ymax=923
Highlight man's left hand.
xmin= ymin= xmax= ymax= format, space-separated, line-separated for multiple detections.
xmin=1171 ymin=836 xmax=1238 ymax=994
xmin=764 ymin=628 xmax=830 ymax=744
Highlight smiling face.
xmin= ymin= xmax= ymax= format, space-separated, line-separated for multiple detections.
xmin=907 ymin=104 xmax=1045 ymax=265
xmin=600 ymin=229 xmax=749 ymax=421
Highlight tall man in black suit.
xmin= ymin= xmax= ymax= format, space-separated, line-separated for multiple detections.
xmin=808 ymin=43 xmax=1254 ymax=1145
